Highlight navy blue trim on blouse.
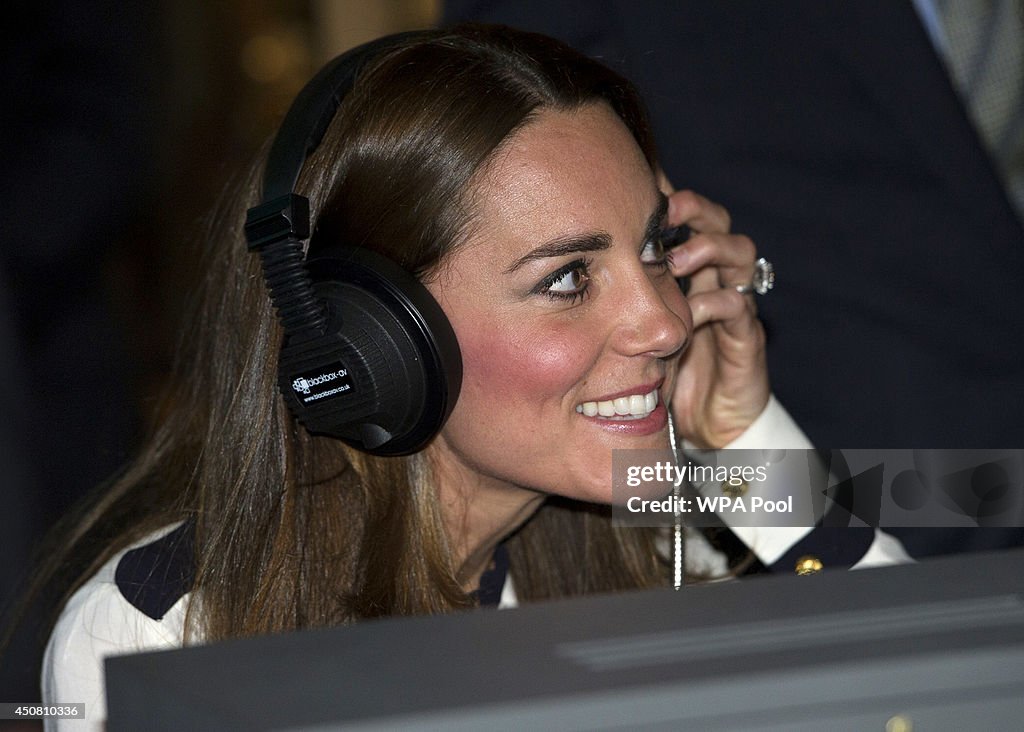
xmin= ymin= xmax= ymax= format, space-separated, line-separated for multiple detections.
xmin=769 ymin=526 xmax=875 ymax=573
xmin=475 ymin=543 xmax=509 ymax=607
xmin=114 ymin=520 xmax=196 ymax=621
xmin=115 ymin=521 xmax=509 ymax=617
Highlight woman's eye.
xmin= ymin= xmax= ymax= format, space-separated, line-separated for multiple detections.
xmin=548 ymin=265 xmax=589 ymax=293
xmin=535 ymin=258 xmax=592 ymax=302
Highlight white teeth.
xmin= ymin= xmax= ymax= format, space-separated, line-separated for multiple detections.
xmin=575 ymin=388 xmax=659 ymax=420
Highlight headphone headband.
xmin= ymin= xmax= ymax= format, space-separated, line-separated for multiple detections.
xmin=263 ymin=30 xmax=433 ymax=204
xmin=247 ymin=31 xmax=435 ymax=250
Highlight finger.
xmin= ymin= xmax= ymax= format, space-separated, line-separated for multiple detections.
xmin=667 ymin=189 xmax=731 ymax=233
xmin=668 ymin=232 xmax=758 ymax=289
xmin=686 ymin=287 xmax=759 ymax=331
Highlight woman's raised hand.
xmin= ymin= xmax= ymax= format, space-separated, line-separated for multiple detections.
xmin=662 ymin=187 xmax=771 ymax=448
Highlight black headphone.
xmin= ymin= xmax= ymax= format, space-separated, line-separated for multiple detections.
xmin=243 ymin=31 xmax=462 ymax=456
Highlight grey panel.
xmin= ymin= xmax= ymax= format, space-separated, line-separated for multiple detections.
xmin=106 ymin=548 xmax=1024 ymax=731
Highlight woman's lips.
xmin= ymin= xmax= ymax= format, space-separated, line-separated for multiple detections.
xmin=576 ymin=396 xmax=668 ymax=436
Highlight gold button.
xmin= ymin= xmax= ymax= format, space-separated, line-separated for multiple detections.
xmin=886 ymin=715 xmax=913 ymax=732
xmin=795 ymin=555 xmax=823 ymax=575
xmin=721 ymin=479 xmax=749 ymax=498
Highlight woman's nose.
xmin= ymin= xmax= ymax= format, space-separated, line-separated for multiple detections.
xmin=612 ymin=274 xmax=690 ymax=358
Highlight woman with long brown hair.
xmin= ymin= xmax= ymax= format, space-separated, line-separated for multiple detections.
xmin=41 ymin=23 xmax=798 ymax=728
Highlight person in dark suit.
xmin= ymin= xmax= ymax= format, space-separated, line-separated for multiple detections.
xmin=442 ymin=0 xmax=1024 ymax=560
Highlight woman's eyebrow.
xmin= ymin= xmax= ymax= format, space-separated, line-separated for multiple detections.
xmin=503 ymin=195 xmax=669 ymax=275
xmin=504 ymin=232 xmax=612 ymax=273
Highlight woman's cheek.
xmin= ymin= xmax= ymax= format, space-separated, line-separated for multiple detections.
xmin=459 ymin=321 xmax=596 ymax=404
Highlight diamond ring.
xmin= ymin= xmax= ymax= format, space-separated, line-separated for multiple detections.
xmin=734 ymin=258 xmax=775 ymax=295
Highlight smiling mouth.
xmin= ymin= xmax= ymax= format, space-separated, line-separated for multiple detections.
xmin=575 ymin=388 xmax=659 ymax=420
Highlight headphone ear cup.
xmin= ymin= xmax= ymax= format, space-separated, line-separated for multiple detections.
xmin=276 ymin=247 xmax=461 ymax=455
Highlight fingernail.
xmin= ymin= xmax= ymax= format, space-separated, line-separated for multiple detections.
xmin=669 ymin=246 xmax=689 ymax=269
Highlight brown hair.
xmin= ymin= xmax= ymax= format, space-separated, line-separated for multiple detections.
xmin=36 ymin=23 xmax=669 ymax=646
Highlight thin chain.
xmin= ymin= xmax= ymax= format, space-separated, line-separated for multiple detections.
xmin=668 ymin=413 xmax=684 ymax=590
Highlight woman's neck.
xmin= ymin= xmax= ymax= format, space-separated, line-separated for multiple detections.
xmin=450 ymin=486 xmax=543 ymax=592
xmin=428 ymin=444 xmax=545 ymax=593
